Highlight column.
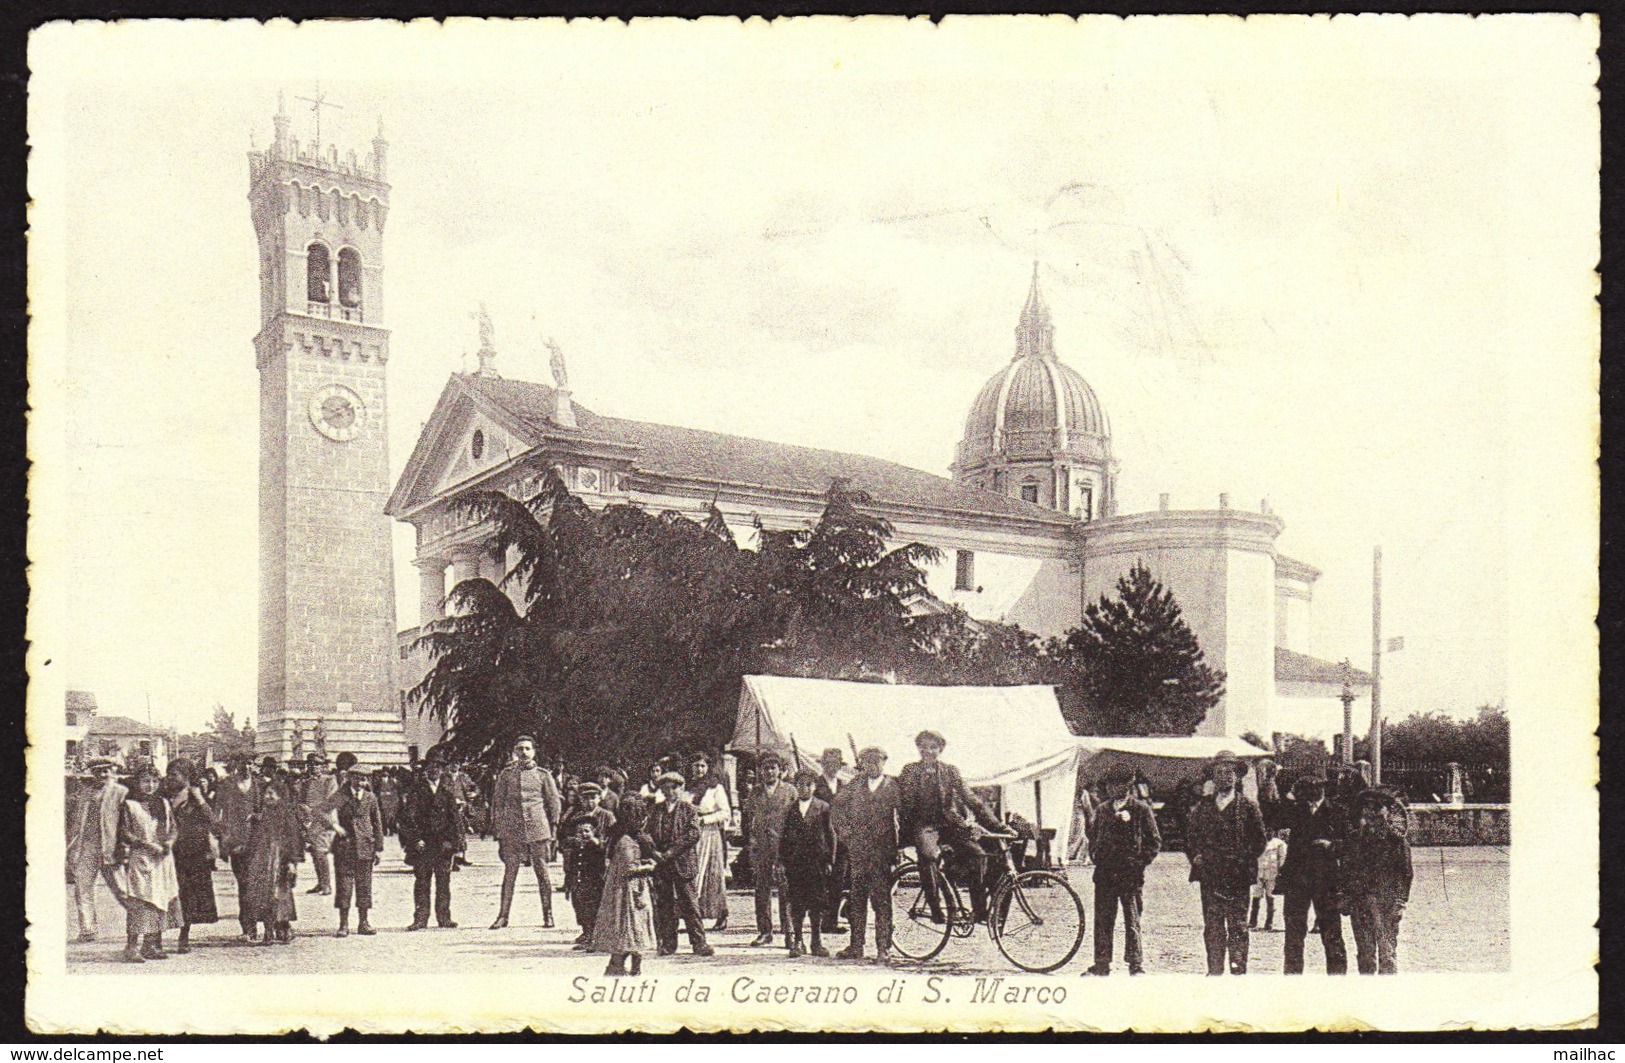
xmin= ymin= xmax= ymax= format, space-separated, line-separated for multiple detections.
xmin=417 ymin=558 xmax=447 ymax=626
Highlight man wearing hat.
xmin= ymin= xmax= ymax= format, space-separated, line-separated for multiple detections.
xmin=66 ymin=758 xmax=128 ymax=941
xmin=1340 ymin=788 xmax=1412 ymax=975
xmin=318 ymin=753 xmax=384 ymax=937
xmin=299 ymin=751 xmax=339 ymax=897
xmin=814 ymin=748 xmax=849 ymax=934
xmin=897 ymin=730 xmax=1004 ymax=925
xmin=832 ymin=746 xmax=900 ymax=964
xmin=214 ymin=755 xmax=264 ymax=941
xmin=1185 ymin=750 xmax=1267 ymax=975
xmin=747 ymin=751 xmax=797 ymax=947
xmin=1276 ymin=771 xmax=1349 ymax=975
xmin=1083 ymin=762 xmax=1162 ymax=976
xmin=647 ymin=770 xmax=714 ymax=956
xmin=398 ymin=745 xmax=464 ymax=930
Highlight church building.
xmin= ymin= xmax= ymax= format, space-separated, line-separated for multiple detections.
xmin=250 ymin=105 xmax=1368 ymax=766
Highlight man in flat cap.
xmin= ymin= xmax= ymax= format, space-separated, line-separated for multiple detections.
xmin=832 ymin=746 xmax=900 ymax=964
xmin=1277 ymin=771 xmax=1349 ymax=975
xmin=897 ymin=730 xmax=1004 ymax=925
xmin=1083 ymin=763 xmax=1161 ymax=976
xmin=1186 ymin=750 xmax=1266 ymax=975
xmin=319 ymin=754 xmax=384 ymax=937
xmin=747 ymin=751 xmax=796 ymax=947
xmin=647 ymin=771 xmax=713 ymax=956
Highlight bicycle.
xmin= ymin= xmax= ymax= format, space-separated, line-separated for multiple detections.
xmin=889 ymin=832 xmax=1085 ymax=973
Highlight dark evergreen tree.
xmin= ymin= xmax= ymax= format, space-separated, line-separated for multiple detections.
xmin=1045 ymin=561 xmax=1224 ymax=735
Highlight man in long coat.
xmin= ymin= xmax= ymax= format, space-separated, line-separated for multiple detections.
xmin=747 ymin=752 xmax=796 ymax=947
xmin=897 ymin=730 xmax=1003 ymax=924
xmin=489 ymin=734 xmax=563 ymax=929
xmin=647 ymin=771 xmax=714 ymax=957
xmin=398 ymin=747 xmax=464 ymax=930
xmin=813 ymin=748 xmax=849 ymax=933
xmin=66 ymin=758 xmax=128 ymax=941
xmin=780 ymin=768 xmax=836 ymax=958
xmin=832 ymin=746 xmax=900 ymax=965
xmin=1277 ymin=772 xmax=1350 ymax=975
xmin=1186 ymin=751 xmax=1267 ymax=975
xmin=212 ymin=755 xmax=263 ymax=940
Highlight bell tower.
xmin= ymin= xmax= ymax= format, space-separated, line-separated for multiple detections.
xmin=248 ymin=93 xmax=406 ymax=765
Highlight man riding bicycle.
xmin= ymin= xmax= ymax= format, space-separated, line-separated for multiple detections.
xmin=897 ymin=730 xmax=1009 ymax=925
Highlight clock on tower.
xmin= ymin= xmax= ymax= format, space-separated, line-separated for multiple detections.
xmin=247 ymin=93 xmax=407 ymax=766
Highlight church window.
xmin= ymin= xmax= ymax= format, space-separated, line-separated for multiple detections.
xmin=306 ymin=243 xmax=332 ymax=304
xmin=955 ymin=550 xmax=976 ymax=592
xmin=316 ymin=189 xmax=331 ymax=222
xmin=1020 ymin=482 xmax=1040 ymax=504
xmin=1076 ymin=483 xmax=1094 ymax=522
xmin=471 ymin=428 xmax=485 ymax=460
xmin=337 ymin=247 xmax=363 ymax=309
xmin=337 ymin=194 xmax=351 ymax=226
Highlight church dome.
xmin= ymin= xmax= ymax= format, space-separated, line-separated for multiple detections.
xmin=957 ymin=267 xmax=1109 ymax=467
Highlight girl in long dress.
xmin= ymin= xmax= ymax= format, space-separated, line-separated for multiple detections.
xmin=118 ymin=763 xmax=181 ymax=963
xmin=242 ymin=774 xmax=304 ymax=945
xmin=686 ymin=752 xmax=731 ymax=931
xmin=165 ymin=758 xmax=218 ymax=953
xmin=592 ymin=800 xmax=656 ymax=977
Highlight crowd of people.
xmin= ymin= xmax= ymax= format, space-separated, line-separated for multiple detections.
xmin=65 ymin=733 xmax=1413 ymax=979
xmin=1072 ymin=753 xmax=1414 ymax=977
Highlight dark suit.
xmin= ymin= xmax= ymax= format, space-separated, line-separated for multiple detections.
xmin=647 ymin=797 xmax=708 ymax=954
xmin=1187 ymin=792 xmax=1267 ymax=974
xmin=897 ymin=758 xmax=1002 ymax=921
xmin=1089 ymin=797 xmax=1162 ymax=973
xmin=1277 ymin=798 xmax=1349 ymax=975
xmin=399 ymin=776 xmax=462 ymax=926
xmin=781 ymin=797 xmax=835 ymax=951
xmin=831 ymin=776 xmax=900 ymax=956
xmin=814 ymin=774 xmax=848 ymax=928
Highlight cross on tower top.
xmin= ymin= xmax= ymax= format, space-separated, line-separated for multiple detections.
xmin=296 ymin=86 xmax=345 ymax=145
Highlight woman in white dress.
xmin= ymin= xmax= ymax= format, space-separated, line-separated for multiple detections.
xmin=118 ymin=763 xmax=181 ymax=963
xmin=687 ymin=751 xmax=732 ymax=931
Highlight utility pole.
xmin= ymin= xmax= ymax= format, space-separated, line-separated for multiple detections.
xmin=1371 ymin=545 xmax=1383 ymax=785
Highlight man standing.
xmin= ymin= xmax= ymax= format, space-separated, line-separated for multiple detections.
xmin=647 ymin=771 xmax=714 ymax=957
xmin=212 ymin=755 xmax=263 ymax=941
xmin=323 ymin=754 xmax=384 ymax=938
xmin=813 ymin=748 xmax=849 ymax=933
xmin=1342 ymin=788 xmax=1413 ymax=975
xmin=1185 ymin=751 xmax=1266 ymax=975
xmin=399 ymin=746 xmax=463 ymax=930
xmin=1083 ymin=763 xmax=1161 ymax=976
xmin=560 ymin=781 xmax=616 ymax=946
xmin=780 ymin=768 xmax=835 ymax=958
xmin=299 ymin=752 xmax=338 ymax=896
xmin=897 ymin=730 xmax=1003 ymax=924
xmin=1277 ymin=772 xmax=1350 ymax=975
xmin=65 ymin=758 xmax=128 ymax=941
xmin=489 ymin=734 xmax=563 ymax=930
xmin=747 ymin=752 xmax=796 ymax=947
xmin=832 ymin=746 xmax=900 ymax=965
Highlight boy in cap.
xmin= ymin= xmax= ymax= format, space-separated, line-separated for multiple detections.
xmin=832 ymin=746 xmax=900 ymax=964
xmin=320 ymin=753 xmax=384 ymax=937
xmin=561 ymin=781 xmax=616 ymax=946
xmin=1083 ymin=762 xmax=1161 ymax=976
xmin=1340 ymin=788 xmax=1412 ymax=974
xmin=780 ymin=768 xmax=836 ymax=957
xmin=1185 ymin=751 xmax=1266 ymax=975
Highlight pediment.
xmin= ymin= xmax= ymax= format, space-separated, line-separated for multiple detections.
xmin=431 ymin=409 xmax=528 ymax=497
xmin=386 ymin=376 xmax=546 ymax=517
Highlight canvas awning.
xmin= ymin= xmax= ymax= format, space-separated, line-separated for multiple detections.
xmin=1073 ymin=735 xmax=1274 ymax=795
xmin=731 ymin=675 xmax=1081 ymax=856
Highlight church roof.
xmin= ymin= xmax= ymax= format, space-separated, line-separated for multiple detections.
xmin=449 ymin=374 xmax=1075 ymax=526
xmin=1275 ymin=646 xmax=1373 ymax=688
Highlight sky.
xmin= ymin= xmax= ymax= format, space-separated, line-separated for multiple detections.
xmin=30 ymin=17 xmax=1596 ymax=735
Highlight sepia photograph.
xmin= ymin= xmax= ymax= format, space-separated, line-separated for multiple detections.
xmin=24 ymin=15 xmax=1598 ymax=1035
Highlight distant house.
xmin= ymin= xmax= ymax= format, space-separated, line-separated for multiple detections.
xmin=65 ymin=690 xmax=96 ymax=765
xmin=85 ymin=714 xmax=171 ymax=773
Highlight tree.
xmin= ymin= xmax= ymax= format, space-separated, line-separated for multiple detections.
xmin=175 ymin=705 xmax=256 ymax=766
xmin=1044 ymin=561 xmax=1224 ymax=735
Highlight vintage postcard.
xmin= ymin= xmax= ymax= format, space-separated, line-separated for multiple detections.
xmin=24 ymin=16 xmax=1598 ymax=1035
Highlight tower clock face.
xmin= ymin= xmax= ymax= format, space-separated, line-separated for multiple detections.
xmin=308 ymin=383 xmax=366 ymax=442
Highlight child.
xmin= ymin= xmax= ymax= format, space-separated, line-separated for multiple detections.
xmin=593 ymin=800 xmax=656 ymax=976
xmin=118 ymin=763 xmax=181 ymax=963
xmin=561 ymin=782 xmax=615 ymax=947
xmin=779 ymin=769 xmax=834 ymax=958
xmin=1343 ymin=790 xmax=1413 ymax=974
xmin=1250 ymin=828 xmax=1288 ymax=931
xmin=324 ymin=757 xmax=384 ymax=938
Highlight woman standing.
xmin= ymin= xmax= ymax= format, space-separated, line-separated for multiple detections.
xmin=592 ymin=800 xmax=656 ymax=976
xmin=242 ymin=765 xmax=304 ymax=945
xmin=165 ymin=759 xmax=218 ymax=954
xmin=118 ymin=763 xmax=181 ymax=963
xmin=687 ymin=751 xmax=732 ymax=932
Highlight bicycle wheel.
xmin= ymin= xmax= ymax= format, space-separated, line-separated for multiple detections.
xmin=990 ymin=870 xmax=1086 ymax=973
xmin=889 ymin=861 xmax=955 ymax=962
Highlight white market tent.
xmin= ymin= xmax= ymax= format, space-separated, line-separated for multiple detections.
xmin=1073 ymin=735 xmax=1274 ymax=797
xmin=731 ymin=675 xmax=1081 ymax=858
